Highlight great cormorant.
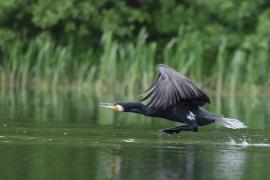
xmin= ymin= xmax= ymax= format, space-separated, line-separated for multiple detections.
xmin=100 ymin=64 xmax=247 ymax=134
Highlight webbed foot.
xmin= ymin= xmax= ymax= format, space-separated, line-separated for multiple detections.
xmin=160 ymin=125 xmax=198 ymax=134
xmin=160 ymin=127 xmax=181 ymax=134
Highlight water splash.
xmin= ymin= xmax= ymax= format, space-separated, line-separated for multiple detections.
xmin=227 ymin=137 xmax=270 ymax=147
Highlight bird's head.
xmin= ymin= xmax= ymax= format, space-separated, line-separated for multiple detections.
xmin=99 ymin=103 xmax=124 ymax=112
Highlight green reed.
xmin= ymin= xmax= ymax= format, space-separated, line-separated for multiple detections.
xmin=0 ymin=29 xmax=269 ymax=96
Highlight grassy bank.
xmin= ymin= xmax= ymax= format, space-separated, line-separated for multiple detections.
xmin=0 ymin=29 xmax=269 ymax=95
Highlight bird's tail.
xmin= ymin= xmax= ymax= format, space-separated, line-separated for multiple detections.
xmin=215 ymin=117 xmax=247 ymax=129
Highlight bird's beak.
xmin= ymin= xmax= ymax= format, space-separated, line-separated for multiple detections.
xmin=99 ymin=103 xmax=124 ymax=111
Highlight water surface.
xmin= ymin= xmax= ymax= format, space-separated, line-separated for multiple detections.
xmin=0 ymin=89 xmax=269 ymax=180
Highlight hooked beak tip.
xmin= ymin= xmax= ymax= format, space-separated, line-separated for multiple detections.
xmin=99 ymin=103 xmax=114 ymax=109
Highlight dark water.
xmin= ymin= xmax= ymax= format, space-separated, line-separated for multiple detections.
xmin=0 ymin=89 xmax=269 ymax=180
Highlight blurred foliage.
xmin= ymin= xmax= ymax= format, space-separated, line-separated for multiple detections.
xmin=0 ymin=0 xmax=269 ymax=92
xmin=1 ymin=0 xmax=269 ymax=44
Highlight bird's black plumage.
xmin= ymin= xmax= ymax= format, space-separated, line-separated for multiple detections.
xmin=139 ymin=64 xmax=210 ymax=109
xmin=100 ymin=64 xmax=247 ymax=134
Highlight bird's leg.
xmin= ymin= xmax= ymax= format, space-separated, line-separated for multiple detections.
xmin=160 ymin=126 xmax=183 ymax=134
xmin=160 ymin=124 xmax=198 ymax=134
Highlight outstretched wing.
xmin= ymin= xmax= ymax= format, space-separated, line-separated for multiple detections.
xmin=139 ymin=64 xmax=210 ymax=110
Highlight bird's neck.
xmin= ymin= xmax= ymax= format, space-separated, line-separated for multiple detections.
xmin=123 ymin=102 xmax=148 ymax=115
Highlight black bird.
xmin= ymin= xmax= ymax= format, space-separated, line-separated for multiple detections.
xmin=100 ymin=64 xmax=247 ymax=134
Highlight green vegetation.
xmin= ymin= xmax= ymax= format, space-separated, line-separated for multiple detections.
xmin=0 ymin=0 xmax=269 ymax=94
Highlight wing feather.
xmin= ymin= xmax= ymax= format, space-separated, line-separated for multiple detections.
xmin=139 ymin=64 xmax=210 ymax=110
